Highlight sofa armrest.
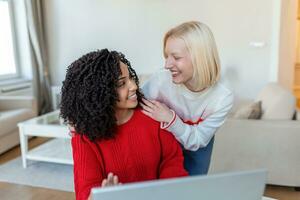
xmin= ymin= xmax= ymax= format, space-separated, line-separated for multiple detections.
xmin=0 ymin=96 xmax=37 ymax=114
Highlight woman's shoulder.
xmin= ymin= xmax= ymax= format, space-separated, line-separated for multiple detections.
xmin=213 ymin=82 xmax=232 ymax=94
xmin=208 ymin=82 xmax=234 ymax=108
xmin=187 ymin=82 xmax=233 ymax=109
xmin=212 ymin=82 xmax=233 ymax=98
xmin=70 ymin=131 xmax=98 ymax=150
xmin=71 ymin=131 xmax=89 ymax=142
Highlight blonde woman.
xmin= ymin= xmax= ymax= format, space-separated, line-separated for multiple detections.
xmin=142 ymin=21 xmax=234 ymax=175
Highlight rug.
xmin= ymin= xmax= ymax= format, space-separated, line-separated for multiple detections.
xmin=0 ymin=157 xmax=74 ymax=192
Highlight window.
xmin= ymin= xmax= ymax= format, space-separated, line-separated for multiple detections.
xmin=0 ymin=0 xmax=19 ymax=80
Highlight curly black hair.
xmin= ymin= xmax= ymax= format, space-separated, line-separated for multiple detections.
xmin=60 ymin=49 xmax=144 ymax=142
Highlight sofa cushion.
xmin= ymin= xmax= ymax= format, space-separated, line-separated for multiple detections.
xmin=0 ymin=108 xmax=35 ymax=137
xmin=256 ymin=83 xmax=296 ymax=120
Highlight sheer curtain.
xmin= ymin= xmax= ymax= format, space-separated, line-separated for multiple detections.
xmin=25 ymin=0 xmax=51 ymax=114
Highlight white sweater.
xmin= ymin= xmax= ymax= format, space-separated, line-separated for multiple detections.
xmin=142 ymin=70 xmax=234 ymax=151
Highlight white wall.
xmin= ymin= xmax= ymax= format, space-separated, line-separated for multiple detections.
xmin=44 ymin=0 xmax=285 ymax=99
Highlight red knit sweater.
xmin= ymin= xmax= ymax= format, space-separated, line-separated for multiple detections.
xmin=71 ymin=108 xmax=188 ymax=200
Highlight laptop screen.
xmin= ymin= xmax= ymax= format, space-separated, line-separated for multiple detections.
xmin=92 ymin=169 xmax=267 ymax=200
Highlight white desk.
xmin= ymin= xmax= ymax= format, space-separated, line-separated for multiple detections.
xmin=262 ymin=197 xmax=277 ymax=200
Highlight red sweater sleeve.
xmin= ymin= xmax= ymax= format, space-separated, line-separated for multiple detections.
xmin=158 ymin=129 xmax=188 ymax=178
xmin=72 ymin=135 xmax=103 ymax=200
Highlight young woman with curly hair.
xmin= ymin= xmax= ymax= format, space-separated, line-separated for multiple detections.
xmin=60 ymin=49 xmax=187 ymax=200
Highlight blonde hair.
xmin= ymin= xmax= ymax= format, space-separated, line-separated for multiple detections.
xmin=163 ymin=21 xmax=220 ymax=91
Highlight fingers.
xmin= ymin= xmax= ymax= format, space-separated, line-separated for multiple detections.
xmin=141 ymin=99 xmax=173 ymax=123
xmin=102 ymin=172 xmax=120 ymax=187
xmin=143 ymin=99 xmax=160 ymax=108
xmin=151 ymin=100 xmax=164 ymax=108
xmin=107 ymin=173 xmax=115 ymax=186
xmin=144 ymin=99 xmax=166 ymax=109
xmin=113 ymin=174 xmax=119 ymax=185
xmin=141 ymin=109 xmax=153 ymax=118
xmin=142 ymin=99 xmax=163 ymax=111
xmin=141 ymin=99 xmax=155 ymax=113
xmin=141 ymin=103 xmax=154 ymax=113
xmin=141 ymin=98 xmax=152 ymax=105
xmin=101 ymin=178 xmax=107 ymax=187
xmin=141 ymin=99 xmax=155 ymax=117
xmin=142 ymin=98 xmax=155 ymax=108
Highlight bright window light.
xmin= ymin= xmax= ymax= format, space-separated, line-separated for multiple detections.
xmin=0 ymin=1 xmax=17 ymax=77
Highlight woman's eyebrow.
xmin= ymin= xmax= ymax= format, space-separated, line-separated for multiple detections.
xmin=170 ymin=52 xmax=182 ymax=56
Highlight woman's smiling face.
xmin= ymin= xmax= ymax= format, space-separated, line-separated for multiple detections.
xmin=115 ymin=62 xmax=138 ymax=111
xmin=164 ymin=37 xmax=194 ymax=88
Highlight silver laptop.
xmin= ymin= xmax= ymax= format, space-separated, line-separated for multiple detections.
xmin=92 ymin=169 xmax=267 ymax=200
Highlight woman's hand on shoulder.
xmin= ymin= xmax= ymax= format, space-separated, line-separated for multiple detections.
xmin=141 ymin=99 xmax=174 ymax=123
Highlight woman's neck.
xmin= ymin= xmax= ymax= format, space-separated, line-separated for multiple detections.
xmin=115 ymin=108 xmax=134 ymax=125
xmin=184 ymin=79 xmax=206 ymax=93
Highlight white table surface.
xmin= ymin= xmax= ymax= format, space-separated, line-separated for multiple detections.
xmin=18 ymin=110 xmax=71 ymax=168
xmin=262 ymin=197 xmax=277 ymax=200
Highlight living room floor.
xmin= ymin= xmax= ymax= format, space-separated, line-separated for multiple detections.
xmin=0 ymin=137 xmax=299 ymax=200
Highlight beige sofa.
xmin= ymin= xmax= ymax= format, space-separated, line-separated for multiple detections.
xmin=209 ymin=83 xmax=300 ymax=187
xmin=209 ymin=116 xmax=300 ymax=187
xmin=0 ymin=96 xmax=37 ymax=154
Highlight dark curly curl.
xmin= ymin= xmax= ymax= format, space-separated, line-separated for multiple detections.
xmin=60 ymin=49 xmax=144 ymax=142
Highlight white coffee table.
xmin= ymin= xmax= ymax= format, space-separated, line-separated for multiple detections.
xmin=262 ymin=197 xmax=277 ymax=200
xmin=18 ymin=110 xmax=72 ymax=168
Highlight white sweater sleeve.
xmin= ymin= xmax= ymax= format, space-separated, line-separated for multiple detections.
xmin=165 ymin=93 xmax=234 ymax=151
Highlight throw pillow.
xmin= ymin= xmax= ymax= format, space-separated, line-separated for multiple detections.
xmin=248 ymin=101 xmax=262 ymax=119
xmin=233 ymin=101 xmax=262 ymax=119
xmin=256 ymin=83 xmax=296 ymax=119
